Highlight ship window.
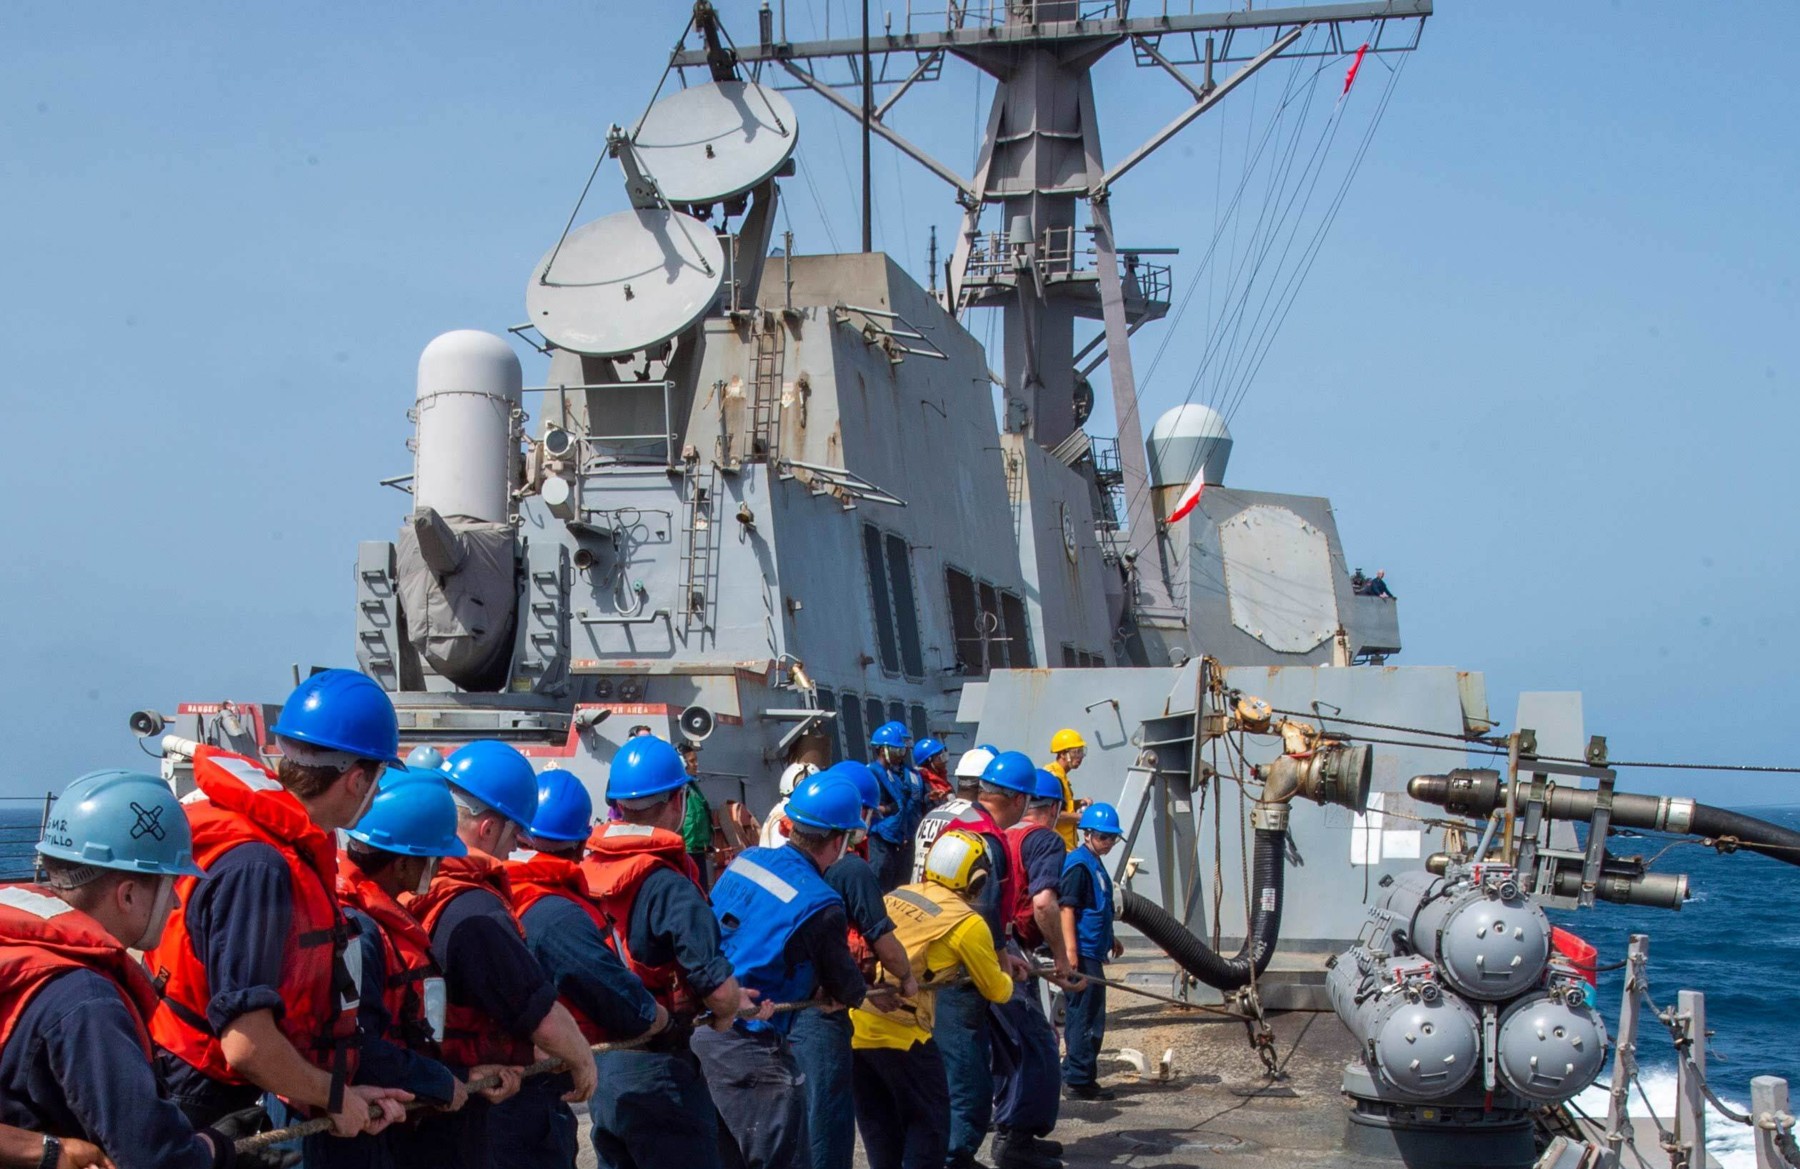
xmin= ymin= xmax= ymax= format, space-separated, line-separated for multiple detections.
xmin=888 ymin=700 xmax=906 ymax=730
xmin=864 ymin=697 xmax=887 ymax=749
xmin=839 ymin=691 xmax=867 ymax=763
xmin=999 ymin=591 xmax=1032 ymax=668
xmin=945 ymin=568 xmax=983 ymax=675
xmin=815 ymin=687 xmax=843 ymax=765
xmin=978 ymin=582 xmax=1005 ymax=670
xmin=909 ymin=703 xmax=929 ymax=742
xmin=1062 ymin=644 xmax=1078 ymax=669
xmin=884 ymin=534 xmax=925 ymax=679
xmin=862 ymin=525 xmax=901 ymax=675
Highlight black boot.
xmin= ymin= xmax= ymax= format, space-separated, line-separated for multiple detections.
xmin=1064 ymin=1081 xmax=1116 ymax=1101
xmin=994 ymin=1131 xmax=1063 ymax=1169
xmin=1024 ymin=1135 xmax=1063 ymax=1157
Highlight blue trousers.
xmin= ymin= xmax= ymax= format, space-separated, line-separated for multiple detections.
xmin=851 ymin=1042 xmax=950 ymax=1169
xmin=692 ymin=1024 xmax=811 ymax=1169
xmin=990 ymin=982 xmax=1062 ymax=1136
xmin=487 ymin=1074 xmax=577 ymax=1169
xmin=1061 ymin=957 xmax=1108 ymax=1087
xmin=932 ymin=982 xmax=993 ymax=1161
xmin=788 ymin=1007 xmax=855 ymax=1169
xmin=589 ymin=1046 xmax=723 ymax=1169
xmin=865 ymin=835 xmax=912 ymax=892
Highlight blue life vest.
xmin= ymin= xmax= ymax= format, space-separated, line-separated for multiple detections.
xmin=1063 ymin=845 xmax=1115 ymax=960
xmin=711 ymin=844 xmax=844 ymax=1034
xmin=867 ymin=761 xmax=923 ymax=845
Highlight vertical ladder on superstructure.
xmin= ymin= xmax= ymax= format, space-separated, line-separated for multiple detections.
xmin=679 ymin=462 xmax=718 ymax=638
xmin=748 ymin=314 xmax=784 ymax=463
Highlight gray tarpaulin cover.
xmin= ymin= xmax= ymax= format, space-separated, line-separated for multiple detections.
xmin=396 ymin=510 xmax=516 ymax=688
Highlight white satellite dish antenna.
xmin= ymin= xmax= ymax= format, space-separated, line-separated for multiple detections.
xmin=526 ymin=209 xmax=725 ymax=356
xmin=631 ymin=80 xmax=798 ymax=205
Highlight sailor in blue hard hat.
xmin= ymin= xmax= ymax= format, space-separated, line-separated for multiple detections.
xmin=699 ymin=775 xmax=872 ymax=1169
xmin=785 ymin=762 xmax=917 ymax=1169
xmin=1058 ymin=803 xmax=1124 ymax=1101
xmin=404 ymin=742 xmax=596 ymax=1169
xmin=0 ymin=770 xmax=291 ymax=1169
xmin=866 ymin=722 xmax=926 ymax=891
xmin=490 ymin=770 xmax=667 ymax=1169
xmin=913 ymin=737 xmax=952 ymax=804
xmin=147 ymin=668 xmax=412 ymax=1138
xmin=327 ymin=773 xmax=503 ymax=1169
xmin=584 ymin=734 xmax=756 ymax=1169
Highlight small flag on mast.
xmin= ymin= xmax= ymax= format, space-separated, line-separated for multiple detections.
xmin=1342 ymin=42 xmax=1370 ymax=98
xmin=1166 ymin=467 xmax=1207 ymax=524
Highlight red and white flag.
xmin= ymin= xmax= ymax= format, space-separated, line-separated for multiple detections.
xmin=1166 ymin=467 xmax=1207 ymax=524
xmin=1341 ymin=42 xmax=1370 ymax=98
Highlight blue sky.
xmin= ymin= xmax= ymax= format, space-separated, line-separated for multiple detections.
xmin=2 ymin=2 xmax=1794 ymax=806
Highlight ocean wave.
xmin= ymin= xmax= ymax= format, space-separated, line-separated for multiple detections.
xmin=1573 ymin=1068 xmax=1756 ymax=1169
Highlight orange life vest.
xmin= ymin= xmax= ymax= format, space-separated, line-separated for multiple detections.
xmin=580 ymin=822 xmax=703 ymax=1015
xmin=336 ymin=855 xmax=442 ymax=1056
xmin=505 ymin=850 xmax=627 ymax=1043
xmin=0 ymin=885 xmax=159 ymax=1058
xmin=1002 ymin=822 xmax=1062 ymax=948
xmin=147 ymin=747 xmax=360 ymax=1105
xmin=404 ymin=853 xmax=534 ymax=1067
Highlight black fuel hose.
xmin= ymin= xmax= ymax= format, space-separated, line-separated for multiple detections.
xmin=1684 ymin=804 xmax=1800 ymax=868
xmin=1116 ymin=827 xmax=1286 ymax=990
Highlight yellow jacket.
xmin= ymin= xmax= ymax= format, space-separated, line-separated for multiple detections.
xmin=1046 ymin=760 xmax=1078 ymax=849
xmin=851 ymin=881 xmax=1014 ymax=1051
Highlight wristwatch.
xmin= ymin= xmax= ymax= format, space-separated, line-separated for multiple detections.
xmin=38 ymin=1133 xmax=61 ymax=1169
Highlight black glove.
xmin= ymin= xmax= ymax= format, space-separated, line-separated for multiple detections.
xmin=203 ymin=1105 xmax=302 ymax=1169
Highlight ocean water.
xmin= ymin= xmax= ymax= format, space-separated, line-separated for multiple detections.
xmin=3 ymin=804 xmax=1791 ymax=1165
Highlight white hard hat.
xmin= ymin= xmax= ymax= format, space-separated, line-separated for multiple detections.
xmin=778 ymin=762 xmax=819 ymax=797
xmin=954 ymin=747 xmax=996 ymax=780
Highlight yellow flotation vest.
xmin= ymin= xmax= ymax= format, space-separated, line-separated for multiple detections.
xmin=861 ymin=880 xmax=975 ymax=1036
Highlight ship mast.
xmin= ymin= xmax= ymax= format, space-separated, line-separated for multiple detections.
xmin=675 ymin=0 xmax=1428 ymax=649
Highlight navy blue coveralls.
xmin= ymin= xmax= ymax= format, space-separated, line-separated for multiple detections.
xmin=589 ymin=866 xmax=733 ymax=1169
xmin=1058 ymin=845 xmax=1116 ymax=1088
xmin=990 ymin=828 xmax=1066 ymax=1141
xmin=698 ymin=843 xmax=867 ymax=1169
xmin=787 ymin=853 xmax=896 ymax=1169
xmin=1 ymin=970 xmax=222 ymax=1169
xmin=490 ymin=894 xmax=660 ymax=1169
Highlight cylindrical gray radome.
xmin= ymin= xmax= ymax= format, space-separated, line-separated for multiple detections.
xmin=1145 ymin=403 xmax=1232 ymax=489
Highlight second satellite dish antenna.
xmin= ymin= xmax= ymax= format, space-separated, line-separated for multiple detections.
xmin=526 ymin=209 xmax=725 ymax=356
xmin=632 ymin=80 xmax=798 ymax=205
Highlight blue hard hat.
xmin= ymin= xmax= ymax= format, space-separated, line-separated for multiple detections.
xmin=980 ymin=750 xmax=1037 ymax=795
xmin=606 ymin=736 xmax=689 ymax=802
xmin=528 ymin=770 xmax=595 ymax=843
xmin=272 ymin=669 xmax=406 ymax=767
xmin=786 ymin=775 xmax=867 ymax=832
xmin=406 ymin=745 xmax=447 ymax=772
xmin=820 ymin=761 xmax=880 ymax=811
xmin=977 ymin=743 xmax=1000 ymax=755
xmin=870 ymin=721 xmax=911 ymax=749
xmin=347 ymin=774 xmax=468 ymax=858
xmin=38 ymin=770 xmax=206 ymax=879
xmin=443 ymin=741 xmax=539 ymax=828
xmin=913 ymin=738 xmax=946 ymax=767
xmin=1032 ymin=768 xmax=1065 ymax=803
xmin=1079 ymin=802 xmax=1123 ymax=835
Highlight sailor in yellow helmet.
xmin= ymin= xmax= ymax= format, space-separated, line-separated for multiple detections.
xmin=1044 ymin=729 xmax=1087 ymax=850
xmin=850 ymin=830 xmax=1016 ymax=1169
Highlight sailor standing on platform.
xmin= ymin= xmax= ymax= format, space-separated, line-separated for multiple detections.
xmin=866 ymin=723 xmax=926 ymax=891
xmin=1059 ymin=804 xmax=1124 ymax=1101
xmin=1043 ymin=731 xmax=1088 ymax=851
xmin=582 ymin=736 xmax=756 ymax=1169
xmin=699 ymin=775 xmax=871 ymax=1169
xmin=493 ymin=770 xmax=665 ymax=1169
xmin=849 ymin=830 xmax=1017 ymax=1169
xmin=329 ymin=772 xmax=501 ymax=1169
xmin=786 ymin=763 xmax=917 ymax=1169
xmin=0 ymin=771 xmax=291 ymax=1169
xmin=403 ymin=742 xmax=595 ymax=1169
xmin=148 ymin=670 xmax=413 ymax=1136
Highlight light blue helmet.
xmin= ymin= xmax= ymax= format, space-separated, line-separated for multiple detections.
xmin=529 ymin=771 xmax=595 ymax=843
xmin=786 ymin=776 xmax=867 ymax=832
xmin=913 ymin=738 xmax=947 ymax=768
xmin=38 ymin=770 xmax=206 ymax=879
xmin=607 ymin=736 xmax=689 ymax=802
xmin=980 ymin=751 xmax=1037 ymax=795
xmin=272 ymin=669 xmax=407 ymax=767
xmin=442 ymin=741 xmax=540 ymax=828
xmin=406 ymin=745 xmax=447 ymax=772
xmin=1032 ymin=768 xmax=1065 ymax=803
xmin=346 ymin=774 xmax=467 ymax=858
xmin=1079 ymin=802 xmax=1122 ymax=835
xmin=871 ymin=721 xmax=911 ymax=749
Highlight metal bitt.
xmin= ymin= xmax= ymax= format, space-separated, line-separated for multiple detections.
xmin=1673 ymin=989 xmax=1708 ymax=1169
xmin=1603 ymin=934 xmax=1648 ymax=1167
xmin=1752 ymin=1076 xmax=1798 ymax=1169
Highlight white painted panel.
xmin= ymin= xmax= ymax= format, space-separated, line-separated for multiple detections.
xmin=1219 ymin=504 xmax=1337 ymax=653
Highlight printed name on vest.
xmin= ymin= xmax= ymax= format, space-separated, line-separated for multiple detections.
xmin=888 ymin=888 xmax=942 ymax=917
